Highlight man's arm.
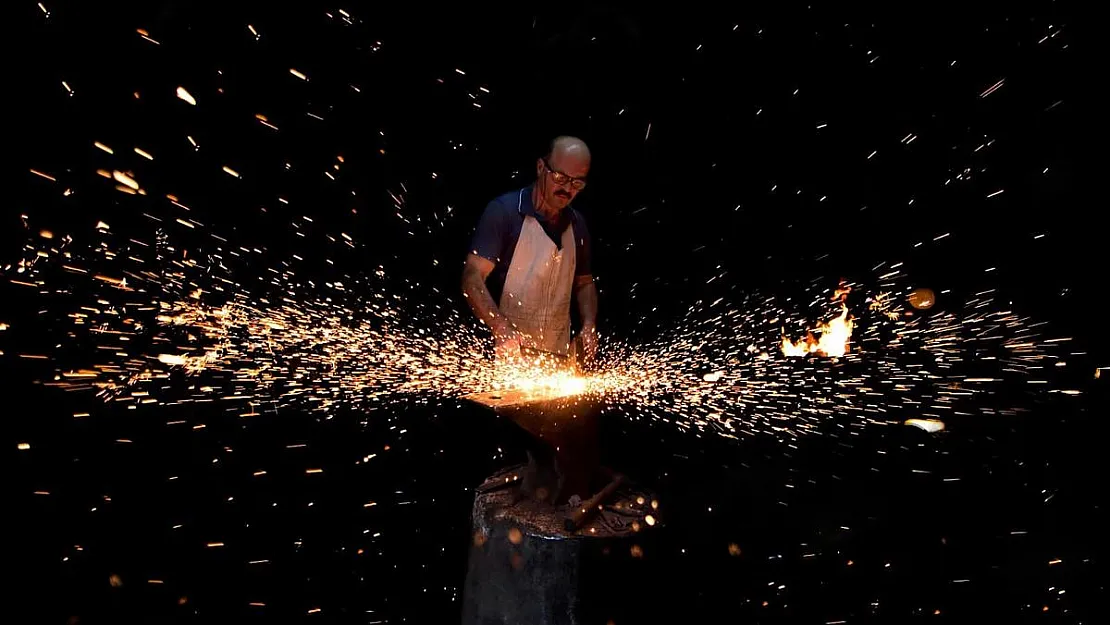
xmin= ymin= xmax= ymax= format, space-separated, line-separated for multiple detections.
xmin=461 ymin=253 xmax=508 ymax=332
xmin=462 ymin=254 xmax=521 ymax=361
xmin=574 ymin=274 xmax=598 ymax=366
xmin=574 ymin=274 xmax=598 ymax=328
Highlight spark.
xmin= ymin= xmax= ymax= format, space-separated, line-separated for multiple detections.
xmin=255 ymin=114 xmax=279 ymax=130
xmin=176 ymin=87 xmax=197 ymax=105
xmin=136 ymin=29 xmax=160 ymax=45
xmin=112 ymin=170 xmax=140 ymax=190
xmin=979 ymin=78 xmax=1005 ymax=98
xmin=11 ymin=257 xmax=1072 ymax=440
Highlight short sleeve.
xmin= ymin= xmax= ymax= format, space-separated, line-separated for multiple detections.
xmin=469 ymin=199 xmax=508 ymax=264
xmin=573 ymin=212 xmax=592 ymax=276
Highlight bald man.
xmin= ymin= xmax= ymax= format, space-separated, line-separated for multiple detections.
xmin=462 ymin=136 xmax=598 ymax=367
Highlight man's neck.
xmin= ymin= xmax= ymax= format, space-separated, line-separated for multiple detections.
xmin=531 ymin=186 xmax=563 ymax=222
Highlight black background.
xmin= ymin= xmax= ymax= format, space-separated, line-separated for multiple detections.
xmin=7 ymin=2 xmax=1103 ymax=623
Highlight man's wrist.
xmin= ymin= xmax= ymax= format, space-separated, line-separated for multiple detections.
xmin=490 ymin=314 xmax=512 ymax=335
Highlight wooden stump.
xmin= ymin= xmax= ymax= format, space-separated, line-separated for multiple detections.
xmin=460 ymin=465 xmax=658 ymax=625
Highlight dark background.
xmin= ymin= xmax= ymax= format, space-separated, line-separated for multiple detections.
xmin=7 ymin=2 xmax=1103 ymax=623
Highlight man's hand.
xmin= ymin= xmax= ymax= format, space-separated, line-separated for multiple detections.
xmin=573 ymin=275 xmax=598 ymax=369
xmin=577 ymin=324 xmax=598 ymax=370
xmin=492 ymin=319 xmax=524 ymax=362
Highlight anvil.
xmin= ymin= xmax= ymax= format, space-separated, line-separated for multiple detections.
xmin=464 ymin=387 xmax=603 ymax=505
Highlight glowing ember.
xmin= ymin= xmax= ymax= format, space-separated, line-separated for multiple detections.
xmin=908 ymin=287 xmax=936 ymax=310
xmin=175 ymin=86 xmax=196 ymax=105
xmin=904 ymin=418 xmax=946 ymax=433
xmin=157 ymin=353 xmax=187 ymax=366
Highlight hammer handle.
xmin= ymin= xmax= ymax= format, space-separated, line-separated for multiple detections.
xmin=564 ymin=474 xmax=625 ymax=532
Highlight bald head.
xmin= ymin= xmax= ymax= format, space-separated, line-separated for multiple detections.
xmin=547 ymin=136 xmax=592 ymax=163
xmin=535 ymin=136 xmax=591 ymax=214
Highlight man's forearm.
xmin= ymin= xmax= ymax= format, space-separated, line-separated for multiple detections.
xmin=462 ymin=270 xmax=509 ymax=332
xmin=575 ymin=279 xmax=598 ymax=328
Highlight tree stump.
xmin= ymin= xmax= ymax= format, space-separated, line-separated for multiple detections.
xmin=461 ymin=465 xmax=658 ymax=625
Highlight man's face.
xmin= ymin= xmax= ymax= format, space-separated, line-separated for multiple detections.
xmin=536 ymin=150 xmax=590 ymax=212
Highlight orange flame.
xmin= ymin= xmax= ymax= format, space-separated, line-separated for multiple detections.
xmin=782 ymin=286 xmax=855 ymax=357
xmin=781 ymin=305 xmax=854 ymax=357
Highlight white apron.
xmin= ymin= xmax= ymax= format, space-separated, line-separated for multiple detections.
xmin=499 ymin=189 xmax=577 ymax=356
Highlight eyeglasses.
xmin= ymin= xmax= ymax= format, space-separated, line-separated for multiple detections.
xmin=543 ymin=159 xmax=588 ymax=190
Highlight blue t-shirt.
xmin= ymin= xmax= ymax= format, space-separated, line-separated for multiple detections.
xmin=469 ymin=186 xmax=592 ymax=302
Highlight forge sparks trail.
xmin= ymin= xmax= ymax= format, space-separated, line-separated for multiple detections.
xmin=3 ymin=224 xmax=1081 ymax=439
xmin=7 ymin=4 xmax=1098 ymax=624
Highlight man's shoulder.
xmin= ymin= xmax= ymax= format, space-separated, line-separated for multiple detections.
xmin=569 ymin=206 xmax=589 ymax=230
xmin=488 ymin=188 xmax=526 ymax=212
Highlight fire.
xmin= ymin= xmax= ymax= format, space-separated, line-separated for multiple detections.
xmin=782 ymin=304 xmax=854 ymax=358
